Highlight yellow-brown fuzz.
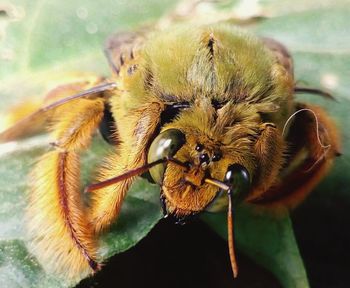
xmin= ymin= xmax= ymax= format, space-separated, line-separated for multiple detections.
xmin=26 ymin=86 xmax=105 ymax=279
xmin=28 ymin=152 xmax=98 ymax=280
xmin=89 ymin=101 xmax=164 ymax=233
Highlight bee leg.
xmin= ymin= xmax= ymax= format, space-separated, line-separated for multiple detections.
xmin=294 ymin=87 xmax=335 ymax=101
xmin=248 ymin=122 xmax=286 ymax=201
xmin=90 ymin=102 xmax=164 ymax=233
xmin=27 ymin=97 xmax=106 ymax=279
xmin=251 ymin=104 xmax=341 ymax=210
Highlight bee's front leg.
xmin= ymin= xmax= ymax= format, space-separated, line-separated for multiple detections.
xmin=28 ymin=96 xmax=105 ymax=280
xmin=89 ymin=102 xmax=164 ymax=233
xmin=248 ymin=122 xmax=286 ymax=201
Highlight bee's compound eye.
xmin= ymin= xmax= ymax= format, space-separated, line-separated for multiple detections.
xmin=147 ymin=129 xmax=186 ymax=184
xmin=225 ymin=164 xmax=251 ymax=201
xmin=205 ymin=164 xmax=251 ymax=212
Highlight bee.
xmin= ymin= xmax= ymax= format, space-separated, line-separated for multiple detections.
xmin=0 ymin=22 xmax=341 ymax=281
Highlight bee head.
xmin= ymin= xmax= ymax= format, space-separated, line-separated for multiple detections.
xmin=147 ymin=127 xmax=252 ymax=219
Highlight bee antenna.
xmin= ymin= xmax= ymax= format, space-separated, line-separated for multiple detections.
xmin=204 ymin=175 xmax=239 ymax=274
xmin=84 ymin=157 xmax=188 ymax=193
xmin=41 ymin=82 xmax=118 ymax=112
xmin=227 ymin=189 xmax=239 ymax=278
xmin=204 ymin=178 xmax=230 ymax=190
xmin=282 ymin=108 xmax=331 ymax=150
xmin=282 ymin=108 xmax=332 ymax=173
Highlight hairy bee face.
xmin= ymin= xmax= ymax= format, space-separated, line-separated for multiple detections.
xmin=148 ymin=99 xmax=256 ymax=217
xmin=160 ymin=131 xmax=228 ymax=216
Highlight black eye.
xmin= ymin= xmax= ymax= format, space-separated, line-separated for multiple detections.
xmin=205 ymin=164 xmax=250 ymax=212
xmin=224 ymin=164 xmax=250 ymax=201
xmin=212 ymin=151 xmax=222 ymax=162
xmin=147 ymin=129 xmax=186 ymax=184
xmin=195 ymin=143 xmax=204 ymax=152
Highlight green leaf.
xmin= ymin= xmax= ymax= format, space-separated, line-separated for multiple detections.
xmin=203 ymin=207 xmax=309 ymax=288
xmin=0 ymin=240 xmax=62 ymax=288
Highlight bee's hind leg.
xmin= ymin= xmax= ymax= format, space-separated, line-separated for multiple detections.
xmin=27 ymin=95 xmax=107 ymax=280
